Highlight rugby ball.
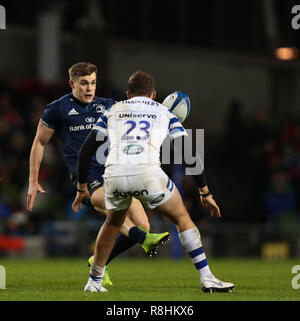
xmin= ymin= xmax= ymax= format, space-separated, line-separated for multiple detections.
xmin=162 ymin=91 xmax=190 ymax=123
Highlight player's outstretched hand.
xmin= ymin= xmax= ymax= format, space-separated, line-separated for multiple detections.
xmin=200 ymin=195 xmax=221 ymax=218
xmin=27 ymin=182 xmax=46 ymax=212
xmin=72 ymin=191 xmax=90 ymax=213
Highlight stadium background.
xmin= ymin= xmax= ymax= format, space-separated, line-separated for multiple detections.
xmin=0 ymin=0 xmax=300 ymax=262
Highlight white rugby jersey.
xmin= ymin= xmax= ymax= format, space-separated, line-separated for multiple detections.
xmin=93 ymin=96 xmax=187 ymax=176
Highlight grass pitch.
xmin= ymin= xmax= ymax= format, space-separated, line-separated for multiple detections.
xmin=0 ymin=257 xmax=299 ymax=301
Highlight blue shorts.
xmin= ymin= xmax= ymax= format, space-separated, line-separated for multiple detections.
xmin=70 ymin=170 xmax=104 ymax=210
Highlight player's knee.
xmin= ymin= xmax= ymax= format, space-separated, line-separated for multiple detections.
xmin=105 ymin=215 xmax=121 ymax=227
xmin=106 ymin=211 xmax=126 ymax=227
xmin=90 ymin=189 xmax=106 ymax=209
xmin=177 ymin=216 xmax=194 ymax=231
xmin=91 ymin=197 xmax=107 ymax=216
xmin=171 ymin=213 xmax=192 ymax=230
xmin=128 ymin=199 xmax=150 ymax=231
xmin=93 ymin=205 xmax=108 ymax=216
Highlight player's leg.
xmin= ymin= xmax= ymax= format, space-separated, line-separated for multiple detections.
xmin=87 ymin=186 xmax=142 ymax=287
xmin=91 ymin=186 xmax=149 ymax=248
xmin=85 ymin=208 xmax=128 ymax=292
xmin=90 ymin=186 xmax=136 ymax=235
xmin=91 ymin=185 xmax=169 ymax=252
xmin=156 ymin=184 xmax=195 ymax=231
xmin=125 ymin=197 xmax=170 ymax=256
xmin=93 ymin=209 xmax=127 ymax=267
xmin=85 ymin=176 xmax=137 ymax=292
xmin=156 ymin=185 xmax=234 ymax=293
xmin=89 ymin=186 xmax=146 ymax=286
xmin=89 ymin=186 xmax=170 ymax=273
xmin=126 ymin=197 xmax=150 ymax=231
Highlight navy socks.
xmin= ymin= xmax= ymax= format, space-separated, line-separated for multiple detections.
xmin=106 ymin=227 xmax=147 ymax=265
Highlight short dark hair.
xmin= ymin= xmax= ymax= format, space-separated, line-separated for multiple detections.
xmin=128 ymin=71 xmax=155 ymax=97
xmin=68 ymin=62 xmax=97 ymax=80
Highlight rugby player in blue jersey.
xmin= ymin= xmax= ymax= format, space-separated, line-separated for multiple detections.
xmin=27 ymin=62 xmax=170 ymax=286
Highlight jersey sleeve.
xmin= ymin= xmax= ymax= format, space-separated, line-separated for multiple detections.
xmin=40 ymin=100 xmax=61 ymax=130
xmin=93 ymin=113 xmax=108 ymax=136
xmin=168 ymin=112 xmax=188 ymax=140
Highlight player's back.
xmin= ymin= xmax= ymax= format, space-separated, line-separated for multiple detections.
xmin=94 ymin=96 xmax=186 ymax=177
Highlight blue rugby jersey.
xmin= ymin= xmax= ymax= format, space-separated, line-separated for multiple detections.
xmin=41 ymin=93 xmax=115 ymax=181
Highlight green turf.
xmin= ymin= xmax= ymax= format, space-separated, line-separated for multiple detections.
xmin=0 ymin=257 xmax=299 ymax=301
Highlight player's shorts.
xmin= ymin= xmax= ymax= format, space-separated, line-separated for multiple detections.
xmin=70 ymin=173 xmax=104 ymax=196
xmin=103 ymin=167 xmax=175 ymax=210
xmin=70 ymin=173 xmax=104 ymax=210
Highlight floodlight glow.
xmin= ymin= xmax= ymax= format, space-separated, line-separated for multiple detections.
xmin=274 ymin=47 xmax=299 ymax=60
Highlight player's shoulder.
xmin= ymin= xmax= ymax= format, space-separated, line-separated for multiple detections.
xmin=158 ymin=101 xmax=170 ymax=112
xmin=46 ymin=93 xmax=72 ymax=109
xmin=105 ymin=98 xmax=126 ymax=113
xmin=41 ymin=94 xmax=72 ymax=127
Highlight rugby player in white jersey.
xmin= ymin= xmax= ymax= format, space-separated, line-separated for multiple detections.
xmin=72 ymin=71 xmax=234 ymax=293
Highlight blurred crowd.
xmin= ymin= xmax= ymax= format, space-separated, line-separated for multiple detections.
xmin=224 ymin=100 xmax=300 ymax=225
xmin=0 ymin=75 xmax=70 ymax=246
xmin=0 ymin=76 xmax=300 ymax=253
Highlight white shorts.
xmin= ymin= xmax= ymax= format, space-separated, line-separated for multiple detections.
xmin=103 ymin=168 xmax=175 ymax=210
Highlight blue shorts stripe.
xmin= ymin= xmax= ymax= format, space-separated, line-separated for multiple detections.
xmin=195 ymin=259 xmax=208 ymax=270
xmin=189 ymin=247 xmax=204 ymax=258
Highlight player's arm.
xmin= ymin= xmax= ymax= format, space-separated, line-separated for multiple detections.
xmin=171 ymin=134 xmax=221 ymax=219
xmin=72 ymin=129 xmax=107 ymax=212
xmin=27 ymin=121 xmax=55 ymax=211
